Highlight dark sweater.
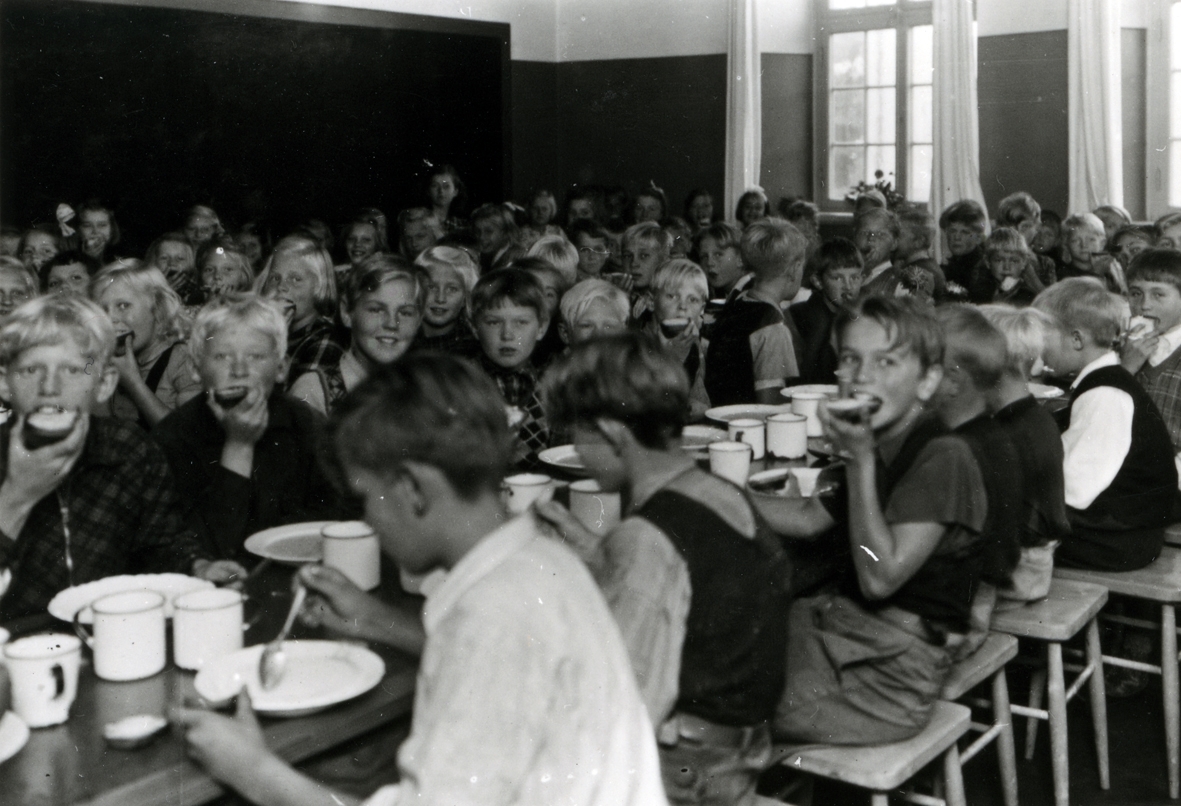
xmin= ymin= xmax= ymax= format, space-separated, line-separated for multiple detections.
xmin=789 ymin=293 xmax=839 ymax=385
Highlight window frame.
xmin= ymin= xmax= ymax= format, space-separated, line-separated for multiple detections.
xmin=813 ymin=0 xmax=934 ymax=212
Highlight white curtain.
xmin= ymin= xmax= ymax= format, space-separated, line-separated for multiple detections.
xmin=1068 ymin=0 xmax=1123 ymax=213
xmin=930 ymin=0 xmax=988 ymax=261
xmin=724 ymin=0 xmax=761 ymax=219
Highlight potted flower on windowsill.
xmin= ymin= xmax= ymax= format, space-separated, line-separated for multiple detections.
xmin=845 ymin=170 xmax=905 ymax=213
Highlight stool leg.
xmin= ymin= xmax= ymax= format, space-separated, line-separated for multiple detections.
xmin=993 ymin=668 xmax=1019 ymax=806
xmin=1084 ymin=616 xmax=1109 ymax=790
xmin=942 ymin=743 xmax=968 ymax=806
xmin=1163 ymin=604 xmax=1179 ymax=800
xmin=1047 ymin=642 xmax=1070 ymax=806
xmin=1026 ymin=665 xmax=1047 ymax=760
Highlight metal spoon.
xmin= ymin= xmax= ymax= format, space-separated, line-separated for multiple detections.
xmin=258 ymin=582 xmax=307 ymax=691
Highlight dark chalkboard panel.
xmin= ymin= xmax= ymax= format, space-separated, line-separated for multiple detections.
xmin=0 ymin=0 xmax=510 ymax=251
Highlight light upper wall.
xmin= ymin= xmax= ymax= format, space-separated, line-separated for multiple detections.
xmin=978 ymin=0 xmax=1146 ymax=35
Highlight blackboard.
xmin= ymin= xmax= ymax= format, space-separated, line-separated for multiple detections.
xmin=0 ymin=0 xmax=510 ymax=251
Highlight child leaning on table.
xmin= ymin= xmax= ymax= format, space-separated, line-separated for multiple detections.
xmin=754 ymin=296 xmax=989 ymax=745
xmin=1034 ymin=277 xmax=1177 ymax=571
xmin=0 ymin=296 xmax=242 ymax=621
xmin=152 ymin=295 xmax=344 ymax=563
xmin=175 ymin=353 xmax=667 ymax=806
xmin=537 ymin=332 xmax=789 ymax=806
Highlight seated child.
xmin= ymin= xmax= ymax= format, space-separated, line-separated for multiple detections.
xmin=339 ymin=214 xmax=386 ymax=279
xmin=1094 ymin=204 xmax=1133 ymax=246
xmin=1060 ymin=213 xmax=1127 ymax=293
xmin=0 ymin=225 xmax=20 ymax=258
xmin=519 ymin=189 xmax=565 ymax=249
xmin=853 ymin=207 xmax=900 ymax=295
xmin=692 ymin=221 xmax=748 ymax=299
xmin=538 ymin=332 xmax=788 ymax=806
xmin=1121 ymin=248 xmax=1181 ymax=514
xmin=145 ymin=232 xmax=201 ymax=306
xmin=196 ymin=235 xmax=255 ymax=303
xmin=892 ymin=204 xmax=946 ymax=303
xmin=76 ymin=200 xmax=120 ymax=264
xmin=1034 ymin=277 xmax=1178 ymax=570
xmin=938 ymin=199 xmax=987 ymax=297
xmin=1111 ymin=224 xmax=1158 ymax=274
xmin=0 ymin=257 xmax=38 ymax=321
xmin=970 ymin=227 xmax=1040 ymax=306
xmin=0 ymin=296 xmax=239 ymax=621
xmin=781 ymin=199 xmax=821 ymax=258
xmin=621 ymin=221 xmax=672 ymax=320
xmin=568 ymin=218 xmax=612 ymax=282
xmin=1032 ymin=209 xmax=1067 ymax=278
xmin=290 ymin=255 xmax=425 ymax=415
xmin=512 ymin=255 xmax=571 ymax=371
xmin=257 ymin=234 xmax=347 ymax=391
xmin=526 ymin=235 xmax=579 ymax=288
xmin=17 ymin=224 xmax=62 ymax=277
xmin=396 ymin=207 xmax=442 ymax=260
xmin=183 ymin=204 xmax=223 ymax=250
xmin=471 ymin=203 xmax=524 ymax=273
xmin=176 ymin=352 xmax=665 ymax=806
xmin=1157 ymin=212 xmax=1181 ymax=251
xmin=790 ymin=237 xmax=863 ymax=384
xmin=42 ymin=251 xmax=100 ymax=298
xmin=153 ymin=296 xmax=344 ymax=561
xmin=558 ymin=279 xmax=630 ymax=346
xmin=704 ymin=219 xmax=802 ymax=405
xmin=979 ymin=304 xmax=1070 ymax=605
xmin=755 ymin=296 xmax=989 ymax=745
xmin=645 ymin=259 xmax=711 ymax=420
xmin=996 ymin=191 xmax=1056 ymax=289
xmin=662 ymin=216 xmax=693 ymax=258
xmin=471 ymin=269 xmax=552 ymax=468
xmin=91 ymin=260 xmax=202 ymax=428
xmin=411 ymin=245 xmax=480 ymax=357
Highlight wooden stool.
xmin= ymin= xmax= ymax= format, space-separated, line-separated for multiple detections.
xmin=940 ymin=632 xmax=1019 ymax=806
xmin=1165 ymin=522 xmax=1181 ymax=548
xmin=767 ymin=701 xmax=972 ymax=806
xmin=990 ymin=577 xmax=1110 ymax=806
xmin=1056 ymin=546 xmax=1181 ymax=800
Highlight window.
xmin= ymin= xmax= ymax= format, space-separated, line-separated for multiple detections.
xmin=814 ymin=0 xmax=933 ymax=209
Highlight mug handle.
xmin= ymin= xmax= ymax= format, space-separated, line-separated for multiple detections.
xmin=241 ymin=594 xmax=264 ymax=632
xmin=734 ymin=429 xmax=745 ymax=443
xmin=51 ymin=664 xmax=65 ymax=700
xmin=72 ymin=606 xmax=95 ymax=650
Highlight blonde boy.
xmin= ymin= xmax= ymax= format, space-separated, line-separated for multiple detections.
xmin=559 ymin=279 xmax=629 ymax=345
xmin=0 ymin=296 xmax=238 ymax=620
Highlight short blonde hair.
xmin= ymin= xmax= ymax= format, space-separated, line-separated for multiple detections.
xmin=978 ymin=303 xmax=1054 ymax=379
xmin=651 ymin=258 xmax=708 ymax=301
xmin=189 ymin=294 xmax=288 ymax=366
xmin=90 ymin=259 xmax=187 ymax=342
xmin=1062 ymin=213 xmax=1106 ymax=244
xmin=416 ymin=246 xmax=480 ymax=300
xmin=0 ymin=294 xmax=114 ymax=367
xmin=741 ymin=218 xmax=806 ymax=280
xmin=255 ymin=235 xmax=338 ymax=317
xmin=527 ymin=235 xmax=578 ymax=287
xmin=343 ymin=253 xmax=428 ymax=313
xmin=0 ymin=255 xmax=39 ymax=295
xmin=1032 ymin=276 xmax=1125 ymax=348
xmin=559 ymin=278 xmax=629 ymax=331
xmin=984 ymin=227 xmax=1033 ymax=260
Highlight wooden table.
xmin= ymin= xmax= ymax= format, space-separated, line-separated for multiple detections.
xmin=0 ymin=560 xmax=421 ymax=806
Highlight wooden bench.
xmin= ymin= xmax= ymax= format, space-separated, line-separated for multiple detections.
xmin=1055 ymin=546 xmax=1181 ymax=800
xmin=990 ymin=577 xmax=1110 ymax=806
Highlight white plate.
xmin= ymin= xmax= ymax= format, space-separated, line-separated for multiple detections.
xmin=194 ymin=640 xmax=385 ymax=718
xmin=0 ymin=712 xmax=28 ymax=766
xmin=679 ymin=425 xmax=728 ymax=452
xmin=244 ymin=521 xmax=338 ymax=565
xmin=783 ymin=384 xmax=839 ymax=398
xmin=1028 ymin=383 xmax=1065 ymax=400
xmin=48 ymin=574 xmax=214 ymax=624
xmin=538 ymin=445 xmax=587 ymax=475
xmin=704 ymin=404 xmax=793 ymax=424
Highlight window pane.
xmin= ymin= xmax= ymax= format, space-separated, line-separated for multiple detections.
xmin=909 ymin=145 xmax=933 ymax=202
xmin=910 ymin=85 xmax=933 ymax=143
xmin=866 ymin=87 xmax=896 ymax=143
xmin=831 ymin=31 xmax=866 ymax=88
xmin=866 ymin=28 xmax=897 ymax=86
xmin=910 ymin=25 xmax=933 ymax=86
xmin=866 ymin=145 xmax=896 ymax=187
xmin=832 ymin=89 xmax=866 ymax=143
xmin=831 ymin=147 xmax=866 ymax=200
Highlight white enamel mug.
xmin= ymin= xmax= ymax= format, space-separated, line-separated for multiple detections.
xmin=75 ymin=590 xmax=166 ymax=682
xmin=568 ymin=479 xmax=622 ymax=536
xmin=504 ymin=473 xmax=554 ymax=514
xmin=4 ymin=633 xmax=82 ymax=727
xmin=322 ymin=521 xmax=382 ymax=591
xmin=767 ymin=412 xmax=809 ymax=460
xmin=172 ymin=588 xmax=247 ymax=670
xmin=728 ymin=418 xmax=766 ymax=460
xmin=709 ymin=441 xmax=753 ymax=487
xmin=791 ymin=391 xmax=828 ymax=438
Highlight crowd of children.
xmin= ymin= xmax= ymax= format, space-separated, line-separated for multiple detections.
xmin=2 ymin=179 xmax=1181 ymax=806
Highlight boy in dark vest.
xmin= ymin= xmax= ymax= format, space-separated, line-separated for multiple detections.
xmin=1034 ymin=277 xmax=1178 ymax=571
xmin=537 ymin=332 xmax=789 ymax=806
xmin=755 ymin=296 xmax=988 ymax=744
xmin=790 ymin=237 xmax=863 ymax=385
xmin=704 ymin=219 xmax=803 ymax=405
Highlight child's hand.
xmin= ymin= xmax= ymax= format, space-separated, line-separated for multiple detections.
xmin=296 ymin=564 xmax=415 ymax=647
xmin=173 ymin=687 xmax=273 ymax=792
xmin=818 ymin=400 xmax=874 ymax=462
xmin=110 ymin=346 xmax=140 ymax=388
xmin=192 ymin=559 xmax=249 ymax=587
xmin=534 ymin=499 xmax=606 ymax=565
xmin=3 ymin=413 xmax=88 ymax=505
xmin=210 ymin=386 xmax=268 ymax=447
xmin=1121 ymin=331 xmax=1159 ymax=374
xmin=606 ymin=273 xmax=634 ymax=294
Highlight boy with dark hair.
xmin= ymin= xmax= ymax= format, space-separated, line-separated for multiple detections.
xmin=704 ymin=219 xmax=803 ymax=405
xmin=791 ymin=237 xmax=863 ymax=384
xmin=176 ymin=352 xmax=666 ymax=806
xmin=938 ymin=199 xmax=988 ymax=294
xmin=567 ymin=218 xmax=612 ymax=281
xmin=997 ymin=191 xmax=1056 ymax=290
xmin=538 ymin=332 xmax=789 ymax=806
xmin=0 ymin=296 xmax=240 ymax=620
xmin=1035 ymin=277 xmax=1178 ymax=570
xmin=470 ymin=269 xmax=552 ymax=468
xmin=756 ymin=296 xmax=989 ymax=744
